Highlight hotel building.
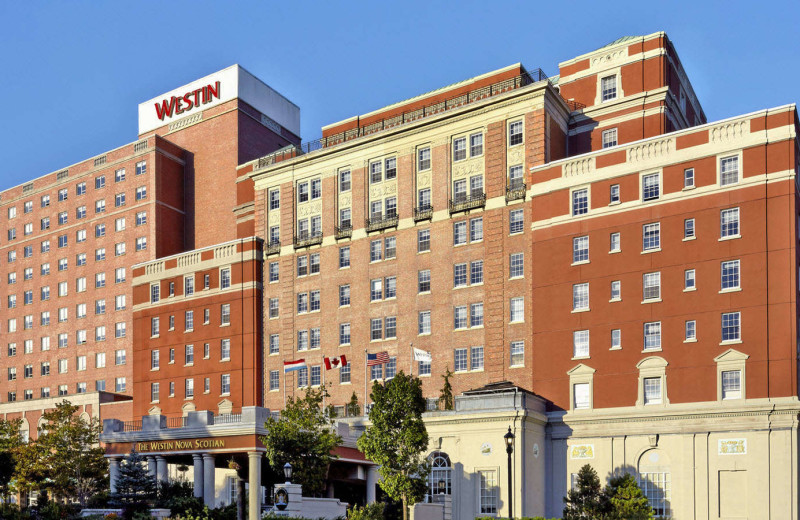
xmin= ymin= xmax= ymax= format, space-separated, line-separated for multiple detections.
xmin=3 ymin=33 xmax=800 ymax=519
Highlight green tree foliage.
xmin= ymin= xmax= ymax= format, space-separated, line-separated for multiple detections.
xmin=346 ymin=391 xmax=361 ymax=417
xmin=111 ymin=449 xmax=158 ymax=520
xmin=0 ymin=417 xmax=23 ymax=495
xmin=357 ymin=372 xmax=429 ymax=520
xmin=563 ymin=464 xmax=610 ymax=520
xmin=438 ymin=367 xmax=454 ymax=411
xmin=14 ymin=401 xmax=107 ymax=506
xmin=347 ymin=502 xmax=385 ymax=520
xmin=260 ymin=387 xmax=341 ymax=496
xmin=605 ymin=473 xmax=653 ymax=520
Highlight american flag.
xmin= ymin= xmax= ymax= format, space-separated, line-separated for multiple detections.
xmin=367 ymin=351 xmax=390 ymax=366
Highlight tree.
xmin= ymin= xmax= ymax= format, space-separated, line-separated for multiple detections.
xmin=0 ymin=418 xmax=23 ymax=496
xmin=357 ymin=372 xmax=429 ymax=520
xmin=438 ymin=367 xmax=454 ymax=410
xmin=259 ymin=387 xmax=341 ymax=496
xmin=346 ymin=391 xmax=361 ymax=417
xmin=14 ymin=401 xmax=107 ymax=506
xmin=606 ymin=473 xmax=653 ymax=520
xmin=563 ymin=464 xmax=610 ymax=520
xmin=111 ymin=449 xmax=157 ymax=520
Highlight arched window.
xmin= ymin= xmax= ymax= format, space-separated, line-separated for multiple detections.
xmin=427 ymin=451 xmax=451 ymax=500
xmin=19 ymin=418 xmax=30 ymax=443
xmin=637 ymin=448 xmax=671 ymax=518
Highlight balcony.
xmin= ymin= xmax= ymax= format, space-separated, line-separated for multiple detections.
xmin=506 ymin=182 xmax=526 ymax=203
xmin=365 ymin=213 xmax=399 ymax=233
xmin=335 ymin=225 xmax=352 ymax=240
xmin=265 ymin=240 xmax=281 ymax=255
xmin=413 ymin=204 xmax=433 ymax=222
xmin=449 ymin=192 xmax=486 ymax=214
xmin=293 ymin=232 xmax=323 ymax=249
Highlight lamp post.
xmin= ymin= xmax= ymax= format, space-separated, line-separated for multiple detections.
xmin=438 ymin=479 xmax=446 ymax=495
xmin=504 ymin=426 xmax=515 ymax=519
xmin=283 ymin=462 xmax=293 ymax=484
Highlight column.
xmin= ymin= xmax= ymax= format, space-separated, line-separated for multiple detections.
xmin=192 ymin=454 xmax=204 ymax=499
xmin=247 ymin=452 xmax=262 ymax=520
xmin=109 ymin=458 xmax=121 ymax=494
xmin=156 ymin=456 xmax=169 ymax=484
xmin=366 ymin=466 xmax=379 ymax=504
xmin=147 ymin=456 xmax=157 ymax=479
xmin=203 ymin=453 xmax=215 ymax=507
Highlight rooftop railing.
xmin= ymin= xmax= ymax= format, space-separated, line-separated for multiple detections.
xmin=255 ymin=69 xmax=551 ymax=169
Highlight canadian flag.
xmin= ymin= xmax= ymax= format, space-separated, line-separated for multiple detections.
xmin=324 ymin=355 xmax=348 ymax=370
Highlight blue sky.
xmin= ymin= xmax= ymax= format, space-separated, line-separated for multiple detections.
xmin=1 ymin=1 xmax=798 ymax=191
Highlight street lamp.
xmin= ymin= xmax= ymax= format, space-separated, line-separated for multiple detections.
xmin=283 ymin=462 xmax=293 ymax=484
xmin=438 ymin=479 xmax=446 ymax=495
xmin=504 ymin=426 xmax=515 ymax=519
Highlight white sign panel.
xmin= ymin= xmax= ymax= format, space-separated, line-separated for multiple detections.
xmin=718 ymin=438 xmax=747 ymax=455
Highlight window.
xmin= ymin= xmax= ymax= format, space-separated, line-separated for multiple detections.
xmin=470 ymin=132 xmax=483 ymax=156
xmin=469 ymin=346 xmax=484 ymax=370
xmin=684 ymin=269 xmax=696 ymax=290
xmin=185 ymin=378 xmax=194 ymax=398
xmin=134 ymin=186 xmax=147 ymax=201
xmin=722 ymin=312 xmax=741 ymax=342
xmin=508 ymin=121 xmax=523 ymax=146
xmin=95 ymin=176 xmax=105 ymax=189
xmin=573 ymin=330 xmax=590 ymax=358
xmin=453 ymin=137 xmax=467 ymax=161
xmin=371 ymin=318 xmax=382 ymax=341
xmin=610 ymin=184 xmax=620 ymax=203
xmin=684 ymin=168 xmax=695 ymax=188
xmin=600 ymin=75 xmax=617 ymax=101
xmin=643 ymin=377 xmax=662 ymax=404
xmin=297 ymin=330 xmax=309 ymax=351
xmin=269 ymin=370 xmax=280 ymax=391
xmin=479 ymin=471 xmax=498 ymax=514
xmin=679 ymin=220 xmax=695 ymax=243
xmin=418 ymin=147 xmax=431 ymax=171
xmin=418 ymin=270 xmax=431 ymax=293
xmin=385 ymin=237 xmax=396 ymax=259
xmin=685 ymin=320 xmax=696 ymax=341
xmin=643 ymin=223 xmax=660 ymax=251
xmin=95 ymin=248 xmax=105 ymax=261
xmin=269 ymin=298 xmax=279 ymax=318
xmin=386 ymin=276 xmax=397 ymax=298
xmin=220 ymin=304 xmax=231 ymax=325
xmin=41 ymin=216 xmax=51 ymax=230
xmin=454 ymin=306 xmax=468 ymax=330
xmin=385 ymin=317 xmax=396 ymax=339
xmin=470 ymin=261 xmax=483 ymax=284
xmin=115 ymin=193 xmax=126 ymax=207
xmin=643 ymin=272 xmax=661 ymax=300
xmin=509 ymin=252 xmax=524 ymax=278
xmin=573 ymin=236 xmax=589 ymax=263
xmin=338 ymin=322 xmax=351 ymax=345
xmin=510 ymin=341 xmax=524 ymax=366
xmin=339 ymin=208 xmax=351 ymax=228
xmin=370 ymin=240 xmax=382 ymax=262
xmin=721 ymin=370 xmax=742 ymax=400
xmin=151 ymin=350 xmax=160 ymax=370
xmin=508 ymin=164 xmax=524 ymax=189
xmin=41 ymin=194 xmax=51 ymax=207
xmin=644 ymin=322 xmax=662 ymax=350
xmin=151 ymin=317 xmax=160 ymax=337
xmin=151 ymin=383 xmax=160 ymax=402
xmin=58 ymin=234 xmax=68 ymax=247
xmin=610 ymin=232 xmax=621 ymax=252
xmin=720 ymin=208 xmax=740 ymax=238
xmin=310 ymin=178 xmax=322 ymax=199
xmin=220 ymin=374 xmax=231 ymax=394
xmin=574 ymin=382 xmax=591 ymax=409
xmin=453 ymin=263 xmax=467 ymax=287
xmin=339 ymin=246 xmax=350 ymax=268
xmin=418 ymin=188 xmax=431 ymax=211
xmin=510 ymin=297 xmax=524 ymax=322
xmin=185 ymin=310 xmax=194 ymax=331
xmin=573 ymin=283 xmax=589 ymax=311
xmin=453 ymin=221 xmax=467 ymax=245
xmin=602 ymin=128 xmax=618 ymax=148
xmin=115 ymin=267 xmax=126 ymax=283
xmin=115 ymin=349 xmax=126 ymax=365
xmin=310 ymin=290 xmax=320 ymax=311
xmin=135 ymin=160 xmax=147 ymax=176
xmin=572 ymin=189 xmax=588 ymax=216
xmin=454 ymin=348 xmax=468 ymax=372
xmin=721 ymin=260 xmax=740 ymax=290
xmin=136 ymin=211 xmax=147 ymax=226
xmin=418 ymin=311 xmax=431 ymax=335
xmin=339 ymin=285 xmax=350 ymax=306
xmin=95 ymin=273 xmax=106 ymax=288
xmin=720 ymin=155 xmax=739 ymax=186
xmin=611 ymin=329 xmax=621 ymax=349
xmin=136 ymin=237 xmax=147 ymax=251
xmin=642 ymin=173 xmax=660 ymax=201
xmin=221 ymin=268 xmax=231 ymax=289
xmin=510 ymin=209 xmax=524 ymax=234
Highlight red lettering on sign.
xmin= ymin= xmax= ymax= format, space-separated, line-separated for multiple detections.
xmin=154 ymin=81 xmax=222 ymax=121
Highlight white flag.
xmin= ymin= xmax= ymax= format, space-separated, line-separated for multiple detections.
xmin=413 ymin=348 xmax=432 ymax=362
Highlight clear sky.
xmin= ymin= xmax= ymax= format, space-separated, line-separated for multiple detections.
xmin=1 ymin=1 xmax=798 ymax=191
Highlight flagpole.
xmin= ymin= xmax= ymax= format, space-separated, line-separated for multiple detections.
xmin=409 ymin=343 xmax=413 ymax=376
xmin=322 ymin=362 xmax=326 ymax=410
xmin=364 ymin=349 xmax=368 ymax=414
xmin=283 ymin=368 xmax=286 ymax=408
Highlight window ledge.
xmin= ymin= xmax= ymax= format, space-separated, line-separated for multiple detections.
xmin=418 ymin=373 xmax=431 ymax=378
xmin=571 ymin=260 xmax=590 ymax=267
xmin=720 ymin=339 xmax=742 ymax=345
xmin=339 ymin=266 xmax=351 ymax=270
xmin=719 ymin=287 xmax=742 ymax=293
xmin=609 ymin=249 xmax=621 ymax=254
xmin=609 ymin=200 xmax=621 ymax=206
xmin=609 ymin=346 xmax=622 ymax=351
xmin=268 ymin=389 xmax=280 ymax=393
xmin=609 ymin=298 xmax=621 ymax=303
xmin=509 ymin=364 xmax=525 ymax=369
xmin=719 ymin=235 xmax=741 ymax=242
xmin=220 ymin=358 xmax=231 ymax=363
xmin=682 ymin=236 xmax=697 ymax=242
xmin=184 ymin=396 xmax=194 ymax=401
xmin=571 ymin=356 xmax=590 ymax=361
xmin=220 ymin=393 xmax=231 ymax=397
xmin=418 ymin=332 xmax=431 ymax=337
xmin=683 ymin=287 xmax=697 ymax=292
xmin=339 ymin=343 xmax=351 ymax=347
xmin=509 ymin=276 xmax=524 ymax=281
xmin=571 ymin=308 xmax=590 ymax=314
xmin=641 ymin=248 xmax=662 ymax=254
xmin=684 ymin=338 xmax=697 ymax=343
xmin=682 ymin=185 xmax=696 ymax=191
xmin=151 ymin=335 xmax=159 ymax=339
xmin=641 ymin=298 xmax=662 ymax=304
xmin=185 ymin=329 xmax=193 ymax=333
xmin=150 ymin=368 xmax=160 ymax=372
xmin=642 ymin=348 xmax=663 ymax=353
xmin=219 ymin=323 xmax=231 ymax=327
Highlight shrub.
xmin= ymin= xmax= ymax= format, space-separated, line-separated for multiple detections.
xmin=348 ymin=502 xmax=385 ymax=520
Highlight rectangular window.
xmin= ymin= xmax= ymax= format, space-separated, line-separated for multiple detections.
xmin=574 ymin=382 xmax=591 ymax=409
xmin=370 ymin=279 xmax=383 ymax=301
xmin=454 ymin=348 xmax=468 ymax=372
xmin=151 ymin=350 xmax=160 ymax=370
xmin=185 ymin=310 xmax=194 ymax=331
xmin=418 ymin=270 xmax=431 ymax=293
xmin=509 ymin=165 xmax=524 ymax=189
xmin=310 ymin=290 xmax=320 ymax=311
xmin=510 ymin=297 xmax=524 ymax=322
xmin=611 ymin=329 xmax=621 ymax=349
xmin=573 ymin=283 xmax=589 ymax=311
xmin=339 ymin=285 xmax=351 ymax=306
xmin=136 ymin=161 xmax=147 ymax=175
xmin=644 ymin=322 xmax=662 ymax=350
xmin=339 ymin=170 xmax=351 ymax=192
xmin=269 ymin=189 xmax=280 ymax=210
xmin=297 ymin=330 xmax=309 ymax=351
xmin=508 ymin=121 xmax=523 ymax=146
xmin=339 ymin=323 xmax=351 ymax=345
xmin=386 ymin=276 xmax=397 ymax=298
xmin=470 ymin=260 xmax=483 ymax=284
xmin=684 ymin=168 xmax=695 ymax=188
xmin=722 ymin=370 xmax=742 ymax=400
xmin=510 ymin=253 xmax=524 ymax=278
xmin=151 ymin=383 xmax=160 ymax=402
xmin=685 ymin=320 xmax=696 ymax=341
xmin=600 ymin=75 xmax=617 ymax=101
xmin=184 ymin=276 xmax=194 ymax=296
xmin=135 ymin=186 xmax=147 ymax=201
xmin=185 ymin=378 xmax=194 ymax=398
xmin=385 ymin=317 xmax=396 ymax=339
xmin=471 ymin=303 xmax=484 ymax=327
xmin=453 ymin=263 xmax=467 ymax=287
xmin=572 ymin=189 xmax=588 ymax=216
xmin=268 ymin=261 xmax=279 ymax=283
xmin=269 ymin=370 xmax=280 ymax=391
xmin=220 ymin=303 xmax=231 ymax=325
xmin=453 ymin=137 xmax=467 ymax=161
xmin=721 ymin=260 xmax=740 ymax=290
xmin=470 ymin=133 xmax=483 ymax=156
xmin=479 ymin=471 xmax=498 ymax=514
xmin=453 ymin=221 xmax=467 ymax=245
xmin=221 ymin=374 xmax=231 ymax=394
xmin=721 ymin=208 xmax=740 ymax=238
xmin=417 ymin=188 xmax=431 ymax=210
xmin=643 ymin=272 xmax=661 ymax=300
xmin=418 ymin=311 xmax=431 ymax=335
xmin=573 ymin=330 xmax=590 ymax=358
xmin=418 ymin=147 xmax=431 ymax=171
xmin=297 ymin=256 xmax=308 ymax=276
xmin=470 ymin=346 xmax=484 ymax=370
xmin=643 ymin=377 xmax=662 ymax=405
xmin=602 ymin=128 xmax=618 ymax=148
xmin=610 ymin=232 xmax=621 ymax=252
xmin=371 ymin=318 xmax=383 ymax=341
xmin=684 ymin=218 xmax=695 ymax=239
xmin=610 ymin=184 xmax=620 ymax=203
xmin=510 ymin=341 xmax=524 ymax=367
xmin=720 ymin=156 xmax=739 ymax=186
xmin=269 ymin=298 xmax=279 ymax=318
xmin=643 ymin=223 xmax=661 ymax=251
xmin=136 ymin=237 xmax=147 ymax=251
xmin=470 ymin=217 xmax=483 ymax=242
xmin=385 ymin=237 xmax=396 ymax=259
xmin=573 ymin=236 xmax=589 ymax=263
xmin=722 ymin=312 xmax=741 ymax=342
xmin=418 ymin=359 xmax=431 ymax=376
xmin=642 ymin=173 xmax=660 ymax=201
xmin=510 ymin=209 xmax=524 ymax=234
xmin=685 ymin=269 xmax=696 ymax=290
xmin=454 ymin=306 xmax=468 ymax=330
xmin=311 ymin=178 xmax=322 ymax=199
xmin=339 ymin=246 xmax=350 ymax=268
xmin=370 ymin=240 xmax=382 ymax=262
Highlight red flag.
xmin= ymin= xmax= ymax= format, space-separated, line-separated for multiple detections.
xmin=324 ymin=355 xmax=348 ymax=370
